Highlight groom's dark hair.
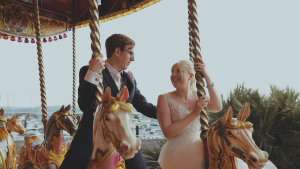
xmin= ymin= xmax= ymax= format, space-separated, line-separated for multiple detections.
xmin=105 ymin=34 xmax=135 ymax=59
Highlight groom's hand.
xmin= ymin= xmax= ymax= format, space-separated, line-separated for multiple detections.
xmin=89 ymin=53 xmax=105 ymax=74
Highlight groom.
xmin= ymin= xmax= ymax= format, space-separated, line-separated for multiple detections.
xmin=60 ymin=34 xmax=157 ymax=169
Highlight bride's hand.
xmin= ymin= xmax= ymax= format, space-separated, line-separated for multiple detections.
xmin=194 ymin=57 xmax=207 ymax=76
xmin=194 ymin=95 xmax=209 ymax=114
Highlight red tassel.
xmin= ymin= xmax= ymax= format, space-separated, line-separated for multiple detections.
xmin=59 ymin=35 xmax=63 ymax=39
xmin=43 ymin=38 xmax=47 ymax=42
xmin=11 ymin=36 xmax=15 ymax=41
xmin=48 ymin=37 xmax=52 ymax=42
xmin=18 ymin=37 xmax=22 ymax=42
xmin=54 ymin=36 xmax=58 ymax=41
xmin=31 ymin=38 xmax=35 ymax=43
xmin=25 ymin=38 xmax=29 ymax=43
xmin=3 ymin=34 xmax=8 ymax=40
xmin=63 ymin=33 xmax=67 ymax=38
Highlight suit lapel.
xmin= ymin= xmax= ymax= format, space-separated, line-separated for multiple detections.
xmin=102 ymin=68 xmax=119 ymax=97
xmin=122 ymin=72 xmax=134 ymax=101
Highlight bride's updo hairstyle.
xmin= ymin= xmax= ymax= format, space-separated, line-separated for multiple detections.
xmin=176 ymin=60 xmax=196 ymax=90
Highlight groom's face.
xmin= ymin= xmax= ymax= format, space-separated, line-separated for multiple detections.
xmin=118 ymin=45 xmax=135 ymax=70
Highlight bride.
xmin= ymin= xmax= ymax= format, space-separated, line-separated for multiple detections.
xmin=157 ymin=58 xmax=222 ymax=169
xmin=157 ymin=58 xmax=277 ymax=169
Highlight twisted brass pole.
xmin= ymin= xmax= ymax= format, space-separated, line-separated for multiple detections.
xmin=72 ymin=0 xmax=77 ymax=123
xmin=33 ymin=0 xmax=47 ymax=136
xmin=187 ymin=0 xmax=209 ymax=141
xmin=89 ymin=0 xmax=103 ymax=106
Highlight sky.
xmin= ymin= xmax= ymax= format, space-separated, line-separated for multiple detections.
xmin=0 ymin=0 xmax=299 ymax=108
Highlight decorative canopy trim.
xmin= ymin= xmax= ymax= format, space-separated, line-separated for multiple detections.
xmin=75 ymin=0 xmax=161 ymax=29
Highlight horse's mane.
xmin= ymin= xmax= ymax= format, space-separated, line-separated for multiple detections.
xmin=98 ymin=97 xmax=133 ymax=119
xmin=225 ymin=119 xmax=252 ymax=129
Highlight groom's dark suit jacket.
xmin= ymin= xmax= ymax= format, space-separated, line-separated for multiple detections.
xmin=60 ymin=66 xmax=157 ymax=169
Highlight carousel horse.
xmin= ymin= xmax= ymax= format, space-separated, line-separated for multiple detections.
xmin=86 ymin=86 xmax=141 ymax=169
xmin=0 ymin=108 xmax=26 ymax=169
xmin=18 ymin=105 xmax=77 ymax=169
xmin=208 ymin=102 xmax=275 ymax=169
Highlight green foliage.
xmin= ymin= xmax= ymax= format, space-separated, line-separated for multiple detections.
xmin=141 ymin=139 xmax=167 ymax=169
xmin=208 ymin=84 xmax=300 ymax=169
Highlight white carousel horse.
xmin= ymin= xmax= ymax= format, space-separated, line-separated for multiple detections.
xmin=86 ymin=86 xmax=141 ymax=169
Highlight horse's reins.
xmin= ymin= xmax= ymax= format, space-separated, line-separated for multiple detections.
xmin=215 ymin=121 xmax=254 ymax=167
xmin=102 ymin=112 xmax=122 ymax=152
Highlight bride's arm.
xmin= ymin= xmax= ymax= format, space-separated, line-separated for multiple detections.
xmin=157 ymin=95 xmax=205 ymax=139
xmin=194 ymin=57 xmax=222 ymax=112
xmin=203 ymin=72 xmax=222 ymax=112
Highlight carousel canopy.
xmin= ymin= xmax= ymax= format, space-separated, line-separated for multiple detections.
xmin=0 ymin=0 xmax=161 ymax=40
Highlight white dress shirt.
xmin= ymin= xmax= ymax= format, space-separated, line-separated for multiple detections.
xmin=84 ymin=61 xmax=125 ymax=90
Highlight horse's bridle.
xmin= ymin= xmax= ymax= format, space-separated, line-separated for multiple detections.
xmin=55 ymin=111 xmax=73 ymax=133
xmin=215 ymin=121 xmax=255 ymax=167
xmin=102 ymin=112 xmax=122 ymax=153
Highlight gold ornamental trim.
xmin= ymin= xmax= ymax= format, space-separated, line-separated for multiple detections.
xmin=75 ymin=0 xmax=161 ymax=29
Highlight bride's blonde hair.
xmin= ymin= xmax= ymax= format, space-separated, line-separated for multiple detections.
xmin=175 ymin=60 xmax=196 ymax=90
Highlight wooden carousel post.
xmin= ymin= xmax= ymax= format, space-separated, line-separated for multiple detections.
xmin=33 ymin=0 xmax=47 ymax=138
xmin=89 ymin=0 xmax=103 ymax=106
xmin=72 ymin=0 xmax=78 ymax=123
xmin=187 ymin=0 xmax=210 ymax=166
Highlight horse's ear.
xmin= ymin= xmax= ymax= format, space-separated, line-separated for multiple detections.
xmin=59 ymin=105 xmax=65 ymax=112
xmin=221 ymin=106 xmax=233 ymax=125
xmin=0 ymin=108 xmax=3 ymax=116
xmin=237 ymin=102 xmax=250 ymax=122
xmin=102 ymin=87 xmax=111 ymax=103
xmin=65 ymin=105 xmax=71 ymax=112
xmin=11 ymin=114 xmax=20 ymax=121
xmin=117 ymin=86 xmax=129 ymax=103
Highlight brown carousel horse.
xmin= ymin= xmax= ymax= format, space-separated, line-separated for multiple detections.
xmin=0 ymin=108 xmax=26 ymax=169
xmin=18 ymin=105 xmax=77 ymax=169
xmin=208 ymin=103 xmax=273 ymax=169
xmin=86 ymin=86 xmax=141 ymax=169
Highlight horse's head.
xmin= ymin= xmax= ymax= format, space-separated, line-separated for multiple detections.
xmin=6 ymin=114 xmax=26 ymax=135
xmin=54 ymin=105 xmax=77 ymax=136
xmin=210 ymin=103 xmax=268 ymax=169
xmin=94 ymin=86 xmax=141 ymax=160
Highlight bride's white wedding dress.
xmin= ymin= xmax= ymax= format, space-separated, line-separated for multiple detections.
xmin=157 ymin=92 xmax=277 ymax=169
xmin=158 ymin=92 xmax=205 ymax=169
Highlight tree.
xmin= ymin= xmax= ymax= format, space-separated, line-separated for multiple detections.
xmin=209 ymin=84 xmax=300 ymax=169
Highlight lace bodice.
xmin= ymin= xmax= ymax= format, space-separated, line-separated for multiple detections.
xmin=162 ymin=91 xmax=201 ymax=140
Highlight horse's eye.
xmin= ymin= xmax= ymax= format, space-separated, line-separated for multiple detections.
xmin=227 ymin=131 xmax=232 ymax=135
xmin=105 ymin=115 xmax=109 ymax=121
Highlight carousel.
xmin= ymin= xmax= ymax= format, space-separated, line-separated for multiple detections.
xmin=0 ymin=0 xmax=276 ymax=168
